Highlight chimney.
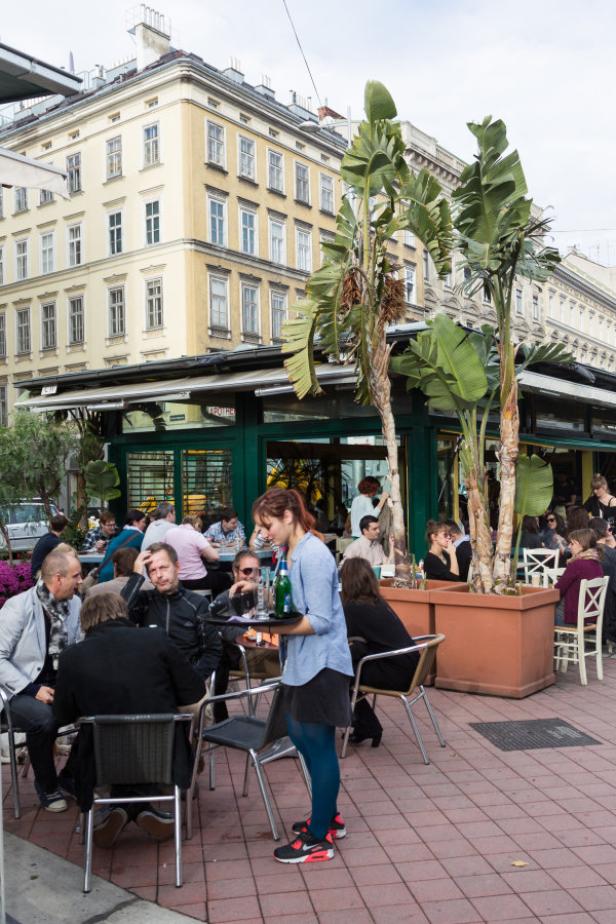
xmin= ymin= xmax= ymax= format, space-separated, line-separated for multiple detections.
xmin=254 ymin=73 xmax=275 ymax=100
xmin=128 ymin=5 xmax=171 ymax=71
xmin=222 ymin=56 xmax=244 ymax=84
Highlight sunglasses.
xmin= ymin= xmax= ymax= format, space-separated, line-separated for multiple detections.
xmin=547 ymin=517 xmax=556 ymax=523
xmin=238 ymin=566 xmax=259 ymax=576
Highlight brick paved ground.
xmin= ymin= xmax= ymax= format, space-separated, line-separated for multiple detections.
xmin=5 ymin=657 xmax=616 ymax=923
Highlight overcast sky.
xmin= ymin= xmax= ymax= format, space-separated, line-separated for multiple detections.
xmin=3 ymin=0 xmax=615 ymax=262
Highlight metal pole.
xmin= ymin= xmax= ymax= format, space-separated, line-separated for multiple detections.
xmin=0 ymin=743 xmax=6 ymax=924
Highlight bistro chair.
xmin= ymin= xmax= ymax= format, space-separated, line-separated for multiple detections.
xmin=341 ymin=634 xmax=446 ymax=765
xmin=543 ymin=567 xmax=566 ymax=587
xmin=78 ymin=713 xmax=192 ymax=893
xmin=554 ymin=576 xmax=609 ymax=685
xmin=523 ymin=548 xmax=559 ymax=585
xmin=0 ymin=687 xmax=24 ymax=819
xmin=190 ymin=681 xmax=310 ymax=841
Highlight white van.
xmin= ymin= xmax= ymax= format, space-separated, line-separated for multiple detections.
xmin=0 ymin=502 xmax=59 ymax=552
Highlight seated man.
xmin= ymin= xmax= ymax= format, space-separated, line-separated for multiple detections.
xmin=204 ymin=509 xmax=246 ymax=546
xmin=81 ymin=510 xmax=118 ymax=553
xmin=31 ymin=514 xmax=69 ymax=579
xmin=341 ymin=515 xmax=386 ymax=567
xmin=53 ymin=592 xmax=205 ymax=847
xmin=122 ymin=543 xmax=222 ymax=684
xmin=0 ymin=546 xmax=82 ymax=811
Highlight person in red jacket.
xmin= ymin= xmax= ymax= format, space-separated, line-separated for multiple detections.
xmin=555 ymin=528 xmax=603 ymax=625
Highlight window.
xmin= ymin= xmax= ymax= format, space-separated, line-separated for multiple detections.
xmin=240 ymin=208 xmax=256 ymax=255
xmin=532 ymin=294 xmax=539 ymax=321
xmin=207 ymin=121 xmax=225 ymax=166
xmin=39 ymin=189 xmax=53 ymax=205
xmin=108 ymin=287 xmax=125 ymax=336
xmin=41 ymin=232 xmax=54 ymax=274
xmin=271 ymin=289 xmax=287 ymax=341
xmin=145 ymin=200 xmax=160 ymax=245
xmin=238 ymin=136 xmax=256 ymax=180
xmin=269 ymin=218 xmax=285 ymax=264
xmin=108 ymin=211 xmax=122 ymax=255
xmin=68 ymin=296 xmax=84 ymax=344
xmin=559 ymin=295 xmax=566 ymax=321
xmin=483 ymin=284 xmax=492 ymax=304
xmin=404 ymin=230 xmax=416 ymax=247
xmin=0 ymin=246 xmax=3 ymax=285
xmin=106 ymin=136 xmax=122 ymax=179
xmin=68 ymin=224 xmax=82 ymax=267
xmin=515 ymin=289 xmax=524 ymax=315
xmin=67 ymin=153 xmax=81 ymax=193
xmin=268 ymin=150 xmax=284 ymax=192
xmin=14 ymin=187 xmax=27 ymax=213
xmin=241 ymin=283 xmax=259 ymax=335
xmin=0 ymin=188 xmax=3 ymax=219
xmin=16 ymin=240 xmax=28 ymax=280
xmin=0 ymin=313 xmax=5 ymax=358
xmin=404 ymin=265 xmax=416 ymax=304
xmin=209 ymin=275 xmax=229 ymax=331
xmin=548 ymin=291 xmax=555 ymax=317
xmin=16 ymin=307 xmax=30 ymax=354
xmin=319 ymin=173 xmax=334 ymax=213
xmin=0 ymin=386 xmax=6 ymax=428
xmin=41 ymin=302 xmax=56 ymax=350
xmin=296 ymin=227 xmax=312 ymax=272
xmin=143 ymin=122 xmax=160 ymax=166
xmin=295 ymin=163 xmax=310 ymax=203
xmin=145 ymin=278 xmax=163 ymax=330
xmin=208 ymin=196 xmax=226 ymax=246
xmin=422 ymin=249 xmax=430 ymax=281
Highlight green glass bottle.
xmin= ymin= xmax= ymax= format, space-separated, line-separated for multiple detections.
xmin=274 ymin=554 xmax=293 ymax=618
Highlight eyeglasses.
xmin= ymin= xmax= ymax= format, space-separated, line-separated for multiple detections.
xmin=238 ymin=566 xmax=259 ymax=576
xmin=547 ymin=517 xmax=556 ymax=523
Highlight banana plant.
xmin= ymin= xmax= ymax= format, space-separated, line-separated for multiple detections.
xmin=453 ymin=117 xmax=561 ymax=590
xmin=512 ymin=453 xmax=554 ymax=580
xmin=85 ymin=460 xmax=121 ymax=506
xmin=282 ymin=81 xmax=453 ymax=580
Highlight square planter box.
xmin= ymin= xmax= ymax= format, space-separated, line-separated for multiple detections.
xmin=431 ymin=584 xmax=559 ymax=699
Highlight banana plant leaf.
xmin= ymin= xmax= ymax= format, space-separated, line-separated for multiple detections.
xmin=515 ymin=454 xmax=553 ymax=517
xmin=85 ymin=459 xmax=121 ymax=503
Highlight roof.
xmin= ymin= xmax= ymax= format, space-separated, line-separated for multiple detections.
xmin=0 ymin=41 xmax=81 ymax=104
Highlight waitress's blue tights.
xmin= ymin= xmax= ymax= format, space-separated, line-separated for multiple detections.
xmin=285 ymin=715 xmax=340 ymax=841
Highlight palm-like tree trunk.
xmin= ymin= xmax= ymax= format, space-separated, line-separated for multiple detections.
xmin=493 ymin=368 xmax=519 ymax=589
xmin=466 ymin=467 xmax=494 ymax=593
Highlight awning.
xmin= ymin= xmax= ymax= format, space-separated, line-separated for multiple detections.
xmin=519 ymin=370 xmax=616 ymax=409
xmin=15 ymin=363 xmax=355 ymax=412
xmin=0 ymin=41 xmax=81 ymax=103
xmin=0 ymin=148 xmax=69 ymax=199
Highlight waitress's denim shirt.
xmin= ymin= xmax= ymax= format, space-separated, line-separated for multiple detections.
xmin=281 ymin=532 xmax=353 ymax=686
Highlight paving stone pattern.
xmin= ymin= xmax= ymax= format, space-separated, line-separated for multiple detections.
xmin=6 ymin=657 xmax=616 ymax=923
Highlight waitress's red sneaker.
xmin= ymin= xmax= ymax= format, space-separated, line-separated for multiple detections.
xmin=291 ymin=812 xmax=346 ymax=839
xmin=274 ymin=830 xmax=335 ymax=864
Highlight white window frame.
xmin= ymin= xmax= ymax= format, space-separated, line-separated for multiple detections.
xmin=68 ymin=223 xmax=82 ymax=267
xmin=145 ymin=199 xmax=161 ymax=246
xmin=515 ymin=288 xmax=524 ymax=316
xmin=532 ymin=294 xmax=539 ymax=321
xmin=66 ymin=152 xmax=81 ymax=193
xmin=39 ymin=189 xmax=54 ymax=206
xmin=108 ymin=210 xmax=123 ymax=256
xmin=143 ymin=121 xmax=160 ymax=167
xmin=0 ymin=312 xmax=6 ymax=358
xmin=0 ymin=188 xmax=4 ymax=219
xmin=0 ymin=385 xmax=7 ymax=428
xmin=294 ymin=162 xmax=310 ymax=204
xmin=208 ymin=194 xmax=227 ymax=247
xmin=106 ymin=136 xmax=122 ymax=179
xmin=404 ymin=230 xmax=416 ymax=248
xmin=404 ymin=264 xmax=416 ymax=304
xmin=0 ymin=246 xmax=4 ymax=286
xmin=241 ymin=282 xmax=260 ymax=337
xmin=267 ymin=149 xmax=284 ymax=193
xmin=40 ymin=231 xmax=55 ymax=275
xmin=40 ymin=302 xmax=57 ymax=351
xmin=206 ymin=120 xmax=226 ymax=168
xmin=319 ymin=173 xmax=334 ymax=213
xmin=422 ymin=249 xmax=430 ymax=281
xmin=269 ymin=217 xmax=286 ymax=265
xmin=15 ymin=239 xmax=28 ymax=281
xmin=209 ymin=274 xmax=230 ymax=332
xmin=108 ymin=286 xmax=125 ymax=337
xmin=238 ymin=135 xmax=256 ymax=181
xmin=68 ymin=295 xmax=85 ymax=345
xmin=14 ymin=187 xmax=28 ymax=213
xmin=145 ymin=277 xmax=164 ymax=330
xmin=16 ymin=306 xmax=31 ymax=354
xmin=270 ymin=289 xmax=287 ymax=342
xmin=239 ymin=206 xmax=257 ymax=256
xmin=296 ymin=226 xmax=312 ymax=272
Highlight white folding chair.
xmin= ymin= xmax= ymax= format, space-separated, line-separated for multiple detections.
xmin=554 ymin=576 xmax=609 ymax=685
xmin=523 ymin=548 xmax=559 ymax=585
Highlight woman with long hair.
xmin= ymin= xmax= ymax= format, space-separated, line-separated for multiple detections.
xmin=541 ymin=512 xmax=568 ymax=554
xmin=249 ymin=487 xmax=353 ymax=864
xmin=424 ymin=520 xmax=460 ymax=581
xmin=340 ymin=557 xmax=418 ymax=747
xmin=555 ymin=528 xmax=603 ymax=626
xmin=584 ymin=474 xmax=616 ymax=521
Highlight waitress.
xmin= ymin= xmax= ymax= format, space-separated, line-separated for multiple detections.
xmin=250 ymin=487 xmax=353 ymax=864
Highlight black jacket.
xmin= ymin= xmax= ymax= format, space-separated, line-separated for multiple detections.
xmin=53 ymin=618 xmax=205 ymax=809
xmin=343 ymin=599 xmax=418 ymax=690
xmin=121 ymin=573 xmax=222 ymax=680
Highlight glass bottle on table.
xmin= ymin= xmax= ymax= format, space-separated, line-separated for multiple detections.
xmin=273 ymin=552 xmax=292 ymax=618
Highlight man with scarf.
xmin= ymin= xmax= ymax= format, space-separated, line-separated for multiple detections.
xmin=0 ymin=546 xmax=82 ymax=811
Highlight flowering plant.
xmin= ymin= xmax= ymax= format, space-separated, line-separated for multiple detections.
xmin=0 ymin=561 xmax=33 ymax=608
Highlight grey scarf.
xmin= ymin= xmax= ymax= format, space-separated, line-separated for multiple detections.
xmin=36 ymin=580 xmax=70 ymax=668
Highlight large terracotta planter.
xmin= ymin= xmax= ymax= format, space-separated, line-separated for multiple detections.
xmin=380 ymin=580 xmax=465 ymax=685
xmin=431 ymin=585 xmax=559 ymax=699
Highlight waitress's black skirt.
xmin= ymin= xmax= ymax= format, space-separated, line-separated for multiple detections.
xmin=282 ymin=668 xmax=352 ymax=727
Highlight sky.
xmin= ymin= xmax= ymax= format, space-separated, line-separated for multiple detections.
xmin=2 ymin=0 xmax=615 ymax=262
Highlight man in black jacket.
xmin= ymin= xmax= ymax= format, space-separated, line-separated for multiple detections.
xmin=121 ymin=542 xmax=222 ymax=682
xmin=54 ymin=592 xmax=205 ymax=847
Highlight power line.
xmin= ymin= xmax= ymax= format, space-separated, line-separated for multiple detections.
xmin=553 ymin=228 xmax=616 ymax=234
xmin=281 ymin=0 xmax=322 ymax=108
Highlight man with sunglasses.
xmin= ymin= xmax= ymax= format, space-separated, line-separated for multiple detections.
xmin=210 ymin=550 xmax=280 ymax=720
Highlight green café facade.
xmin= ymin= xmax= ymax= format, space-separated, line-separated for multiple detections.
xmin=16 ymin=330 xmax=616 ymax=553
